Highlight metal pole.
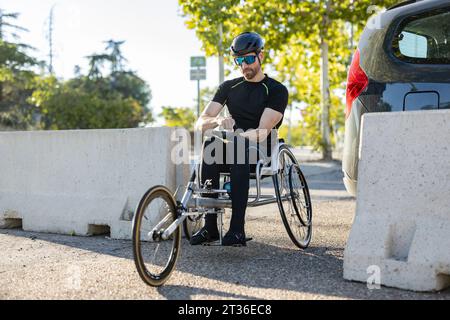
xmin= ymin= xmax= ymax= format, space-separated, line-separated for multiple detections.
xmin=197 ymin=76 xmax=200 ymax=118
xmin=287 ymin=104 xmax=292 ymax=145
xmin=48 ymin=6 xmax=55 ymax=74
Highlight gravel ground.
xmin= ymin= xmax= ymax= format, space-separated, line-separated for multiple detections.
xmin=1 ymin=160 xmax=449 ymax=300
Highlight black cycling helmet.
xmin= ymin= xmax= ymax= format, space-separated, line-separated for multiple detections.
xmin=230 ymin=32 xmax=264 ymax=57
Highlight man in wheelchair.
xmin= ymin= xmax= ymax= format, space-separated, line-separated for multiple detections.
xmin=191 ymin=32 xmax=289 ymax=246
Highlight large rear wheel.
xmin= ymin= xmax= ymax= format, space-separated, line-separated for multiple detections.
xmin=182 ymin=210 xmax=205 ymax=241
xmin=274 ymin=145 xmax=312 ymax=249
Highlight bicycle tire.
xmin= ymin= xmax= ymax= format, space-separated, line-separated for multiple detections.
xmin=132 ymin=185 xmax=180 ymax=286
xmin=273 ymin=145 xmax=312 ymax=249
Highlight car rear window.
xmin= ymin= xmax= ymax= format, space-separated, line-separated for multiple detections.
xmin=392 ymin=7 xmax=450 ymax=64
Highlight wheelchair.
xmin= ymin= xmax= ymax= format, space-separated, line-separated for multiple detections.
xmin=132 ymin=130 xmax=312 ymax=287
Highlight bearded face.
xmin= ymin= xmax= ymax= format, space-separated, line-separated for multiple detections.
xmin=239 ymin=52 xmax=263 ymax=80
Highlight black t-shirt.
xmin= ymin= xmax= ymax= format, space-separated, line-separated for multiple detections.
xmin=212 ymin=74 xmax=289 ymax=131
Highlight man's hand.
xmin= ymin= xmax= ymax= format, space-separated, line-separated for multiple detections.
xmin=217 ymin=116 xmax=236 ymax=130
xmin=239 ymin=108 xmax=283 ymax=142
xmin=195 ymin=101 xmax=223 ymax=132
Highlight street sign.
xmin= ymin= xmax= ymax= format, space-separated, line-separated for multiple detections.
xmin=190 ymin=56 xmax=206 ymax=68
xmin=190 ymin=68 xmax=206 ymax=81
xmin=190 ymin=57 xmax=207 ymax=118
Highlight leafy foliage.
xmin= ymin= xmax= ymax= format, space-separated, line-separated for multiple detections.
xmin=161 ymin=86 xmax=217 ymax=130
xmin=0 ymin=38 xmax=41 ymax=129
xmin=160 ymin=106 xmax=196 ymax=130
xmin=179 ymin=0 xmax=399 ymax=149
xmin=32 ymin=65 xmax=153 ymax=130
xmin=0 ymin=10 xmax=153 ymax=130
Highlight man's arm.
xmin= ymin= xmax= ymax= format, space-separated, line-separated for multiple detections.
xmin=239 ymin=108 xmax=283 ymax=142
xmin=240 ymin=83 xmax=288 ymax=142
xmin=195 ymin=101 xmax=235 ymax=132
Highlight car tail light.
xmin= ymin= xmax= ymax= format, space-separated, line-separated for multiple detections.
xmin=346 ymin=49 xmax=368 ymax=119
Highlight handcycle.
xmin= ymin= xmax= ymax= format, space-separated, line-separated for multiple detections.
xmin=132 ymin=130 xmax=312 ymax=287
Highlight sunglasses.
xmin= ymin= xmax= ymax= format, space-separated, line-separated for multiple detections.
xmin=234 ymin=55 xmax=258 ymax=66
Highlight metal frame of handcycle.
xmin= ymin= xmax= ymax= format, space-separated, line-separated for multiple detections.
xmin=150 ymin=130 xmax=294 ymax=245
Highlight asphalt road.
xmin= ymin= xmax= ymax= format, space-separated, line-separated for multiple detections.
xmin=1 ymin=157 xmax=449 ymax=300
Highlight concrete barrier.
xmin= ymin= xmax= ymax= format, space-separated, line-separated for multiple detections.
xmin=343 ymin=110 xmax=450 ymax=292
xmin=0 ymin=127 xmax=186 ymax=239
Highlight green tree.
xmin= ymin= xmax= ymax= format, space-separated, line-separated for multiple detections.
xmin=0 ymin=9 xmax=28 ymax=40
xmin=231 ymin=0 xmax=398 ymax=157
xmin=85 ymin=40 xmax=128 ymax=78
xmin=104 ymin=39 xmax=127 ymax=73
xmin=0 ymin=10 xmax=41 ymax=129
xmin=83 ymin=40 xmax=152 ymax=111
xmin=279 ymin=122 xmax=307 ymax=147
xmin=179 ymin=0 xmax=242 ymax=82
xmin=86 ymin=53 xmax=109 ymax=79
xmin=179 ymin=0 xmax=398 ymax=158
xmin=198 ymin=86 xmax=217 ymax=113
xmin=32 ymin=40 xmax=153 ymax=130
xmin=160 ymin=86 xmax=216 ymax=131
xmin=109 ymin=71 xmax=152 ymax=112
xmin=32 ymin=75 xmax=144 ymax=130
xmin=42 ymin=86 xmax=141 ymax=130
xmin=160 ymin=106 xmax=196 ymax=130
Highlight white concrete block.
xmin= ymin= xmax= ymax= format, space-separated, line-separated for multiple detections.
xmin=0 ymin=127 xmax=179 ymax=239
xmin=343 ymin=110 xmax=450 ymax=292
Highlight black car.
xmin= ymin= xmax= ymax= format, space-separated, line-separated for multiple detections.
xmin=343 ymin=0 xmax=450 ymax=196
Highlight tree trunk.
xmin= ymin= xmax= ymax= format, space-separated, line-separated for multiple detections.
xmin=320 ymin=0 xmax=332 ymax=161
xmin=0 ymin=82 xmax=2 ymax=104
xmin=218 ymin=23 xmax=229 ymax=117
xmin=0 ymin=11 xmax=3 ymax=39
xmin=0 ymin=11 xmax=3 ymax=104
xmin=218 ymin=23 xmax=225 ymax=85
xmin=287 ymin=104 xmax=292 ymax=145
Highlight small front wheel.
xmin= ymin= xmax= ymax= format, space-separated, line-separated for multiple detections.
xmin=132 ymin=185 xmax=181 ymax=287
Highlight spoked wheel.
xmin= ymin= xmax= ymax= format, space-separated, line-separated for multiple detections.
xmin=183 ymin=210 xmax=205 ymax=241
xmin=274 ymin=145 xmax=312 ymax=249
xmin=132 ymin=185 xmax=181 ymax=287
xmin=182 ymin=162 xmax=206 ymax=241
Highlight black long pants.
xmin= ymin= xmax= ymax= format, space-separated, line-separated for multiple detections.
xmin=200 ymin=135 xmax=265 ymax=234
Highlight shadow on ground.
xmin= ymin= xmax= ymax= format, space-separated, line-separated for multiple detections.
xmin=1 ymin=229 xmax=449 ymax=300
